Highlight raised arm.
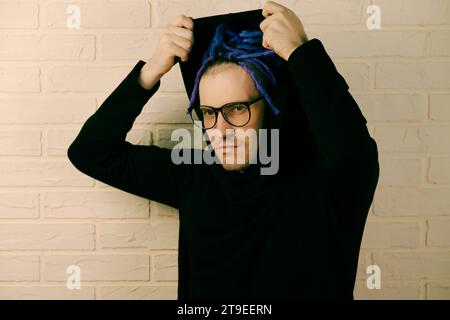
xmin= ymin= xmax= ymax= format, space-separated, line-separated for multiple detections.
xmin=259 ymin=1 xmax=378 ymax=195
xmin=286 ymin=38 xmax=379 ymax=218
xmin=286 ymin=38 xmax=377 ymax=167
xmin=67 ymin=60 xmax=184 ymax=208
xmin=68 ymin=14 xmax=195 ymax=209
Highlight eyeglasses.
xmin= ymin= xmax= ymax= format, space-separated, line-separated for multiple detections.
xmin=189 ymin=96 xmax=264 ymax=129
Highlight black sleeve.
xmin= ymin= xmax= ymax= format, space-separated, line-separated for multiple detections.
xmin=286 ymin=38 xmax=379 ymax=214
xmin=67 ymin=60 xmax=183 ymax=209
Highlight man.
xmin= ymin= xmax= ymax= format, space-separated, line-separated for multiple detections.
xmin=68 ymin=1 xmax=379 ymax=300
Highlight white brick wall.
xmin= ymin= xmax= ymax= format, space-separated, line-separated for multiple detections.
xmin=0 ymin=0 xmax=449 ymax=300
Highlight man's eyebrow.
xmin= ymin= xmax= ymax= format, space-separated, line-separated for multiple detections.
xmin=200 ymin=97 xmax=255 ymax=109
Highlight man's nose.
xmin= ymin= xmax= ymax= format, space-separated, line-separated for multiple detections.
xmin=214 ymin=111 xmax=233 ymax=133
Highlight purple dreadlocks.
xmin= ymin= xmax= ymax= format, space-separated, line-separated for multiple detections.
xmin=186 ymin=23 xmax=284 ymax=117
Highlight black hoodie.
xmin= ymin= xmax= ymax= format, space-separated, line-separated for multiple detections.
xmin=67 ymin=38 xmax=379 ymax=300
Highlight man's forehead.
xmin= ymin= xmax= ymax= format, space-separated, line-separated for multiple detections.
xmin=199 ymin=70 xmax=258 ymax=102
xmin=199 ymin=88 xmax=260 ymax=107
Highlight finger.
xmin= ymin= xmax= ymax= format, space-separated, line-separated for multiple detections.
xmin=169 ymin=25 xmax=194 ymax=42
xmin=170 ymin=41 xmax=189 ymax=62
xmin=262 ymin=7 xmax=271 ymax=18
xmin=259 ymin=18 xmax=268 ymax=31
xmin=262 ymin=1 xmax=285 ymax=17
xmin=170 ymin=14 xmax=194 ymax=31
xmin=181 ymin=15 xmax=194 ymax=31
xmin=262 ymin=34 xmax=271 ymax=49
xmin=169 ymin=33 xmax=193 ymax=52
xmin=259 ymin=15 xmax=274 ymax=32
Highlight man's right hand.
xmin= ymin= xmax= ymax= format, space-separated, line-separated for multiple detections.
xmin=139 ymin=14 xmax=194 ymax=90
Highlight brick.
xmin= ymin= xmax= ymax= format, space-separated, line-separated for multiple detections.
xmin=355 ymin=251 xmax=371 ymax=280
xmin=0 ymin=130 xmax=41 ymax=156
xmin=0 ymin=256 xmax=40 ymax=281
xmin=0 ymin=224 xmax=94 ymax=250
xmin=427 ymin=282 xmax=450 ymax=299
xmin=361 ymin=221 xmax=420 ymax=249
xmin=150 ymin=201 xmax=179 ymax=219
xmin=378 ymin=158 xmax=421 ymax=186
xmin=47 ymin=129 xmax=151 ymax=156
xmin=427 ymin=219 xmax=450 ymax=246
xmin=0 ymin=160 xmax=92 ymax=187
xmin=44 ymin=191 xmax=149 ymax=219
xmin=430 ymin=94 xmax=450 ymax=121
xmin=375 ymin=0 xmax=450 ymax=25
xmin=44 ymin=2 xmax=151 ymax=29
xmin=373 ymin=187 xmax=450 ymax=217
xmin=97 ymin=222 xmax=179 ymax=250
xmin=354 ymin=280 xmax=421 ymax=300
xmin=0 ymin=97 xmax=96 ymax=124
xmin=375 ymin=126 xmax=420 ymax=152
xmin=376 ymin=62 xmax=450 ymax=89
xmin=44 ymin=255 xmax=149 ymax=281
xmin=289 ymin=0 xmax=370 ymax=26
xmin=154 ymin=254 xmax=178 ymax=281
xmin=374 ymin=126 xmax=450 ymax=153
xmin=318 ymin=31 xmax=426 ymax=58
xmin=335 ymin=63 xmax=370 ymax=90
xmin=0 ymin=3 xmax=38 ymax=29
xmin=45 ymin=65 xmax=130 ymax=93
xmin=136 ymin=94 xmax=192 ymax=124
xmin=97 ymin=285 xmax=176 ymax=299
xmin=428 ymin=157 xmax=450 ymax=185
xmin=0 ymin=286 xmax=95 ymax=300
xmin=373 ymin=251 xmax=450 ymax=279
xmin=430 ymin=30 xmax=450 ymax=56
xmin=0 ymin=67 xmax=40 ymax=93
xmin=48 ymin=130 xmax=84 ymax=157
xmin=354 ymin=94 xmax=426 ymax=122
xmin=0 ymin=193 xmax=39 ymax=219
xmin=0 ymin=35 xmax=95 ymax=61
xmin=101 ymin=32 xmax=158 ymax=60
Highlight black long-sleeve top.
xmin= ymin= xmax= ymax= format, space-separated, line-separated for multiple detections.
xmin=67 ymin=38 xmax=379 ymax=300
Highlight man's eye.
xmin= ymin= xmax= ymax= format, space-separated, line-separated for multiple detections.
xmin=201 ymin=109 xmax=213 ymax=116
xmin=232 ymin=105 xmax=246 ymax=112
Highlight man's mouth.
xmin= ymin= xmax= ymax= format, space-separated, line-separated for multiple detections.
xmin=217 ymin=144 xmax=237 ymax=148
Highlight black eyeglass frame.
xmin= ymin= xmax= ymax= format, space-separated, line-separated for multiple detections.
xmin=189 ymin=96 xmax=264 ymax=129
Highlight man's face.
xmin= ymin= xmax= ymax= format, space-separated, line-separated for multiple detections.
xmin=199 ymin=63 xmax=266 ymax=172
